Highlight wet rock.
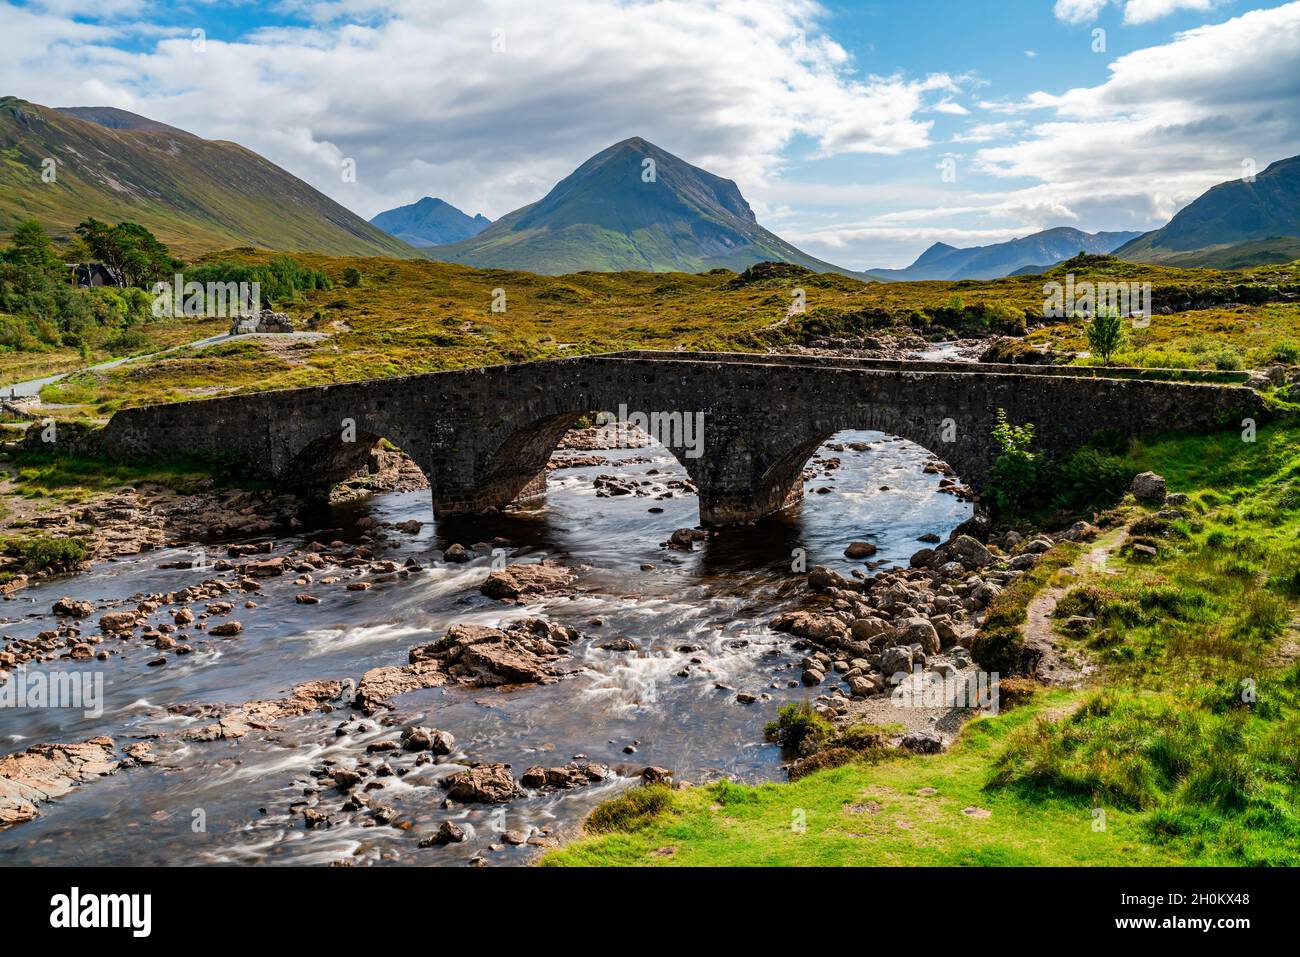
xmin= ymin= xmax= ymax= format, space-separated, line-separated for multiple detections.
xmin=412 ymin=618 xmax=580 ymax=688
xmin=442 ymin=543 xmax=472 ymax=563
xmin=183 ymin=680 xmax=345 ymax=741
xmin=597 ymin=638 xmax=637 ymax=652
xmin=419 ymin=821 xmax=467 ymax=847
xmin=98 ymin=610 xmax=140 ymax=634
xmin=771 ymin=611 xmax=843 ymax=642
xmin=209 ymin=621 xmax=243 ymax=637
xmin=519 ymin=761 xmax=611 ymax=790
xmin=480 ymin=561 xmax=573 ymax=601
xmin=52 ymin=597 xmax=94 ymax=619
xmin=443 ymin=763 xmax=524 ymax=804
xmin=667 ymin=527 xmax=709 ymax=550
xmin=401 ymin=726 xmax=454 ymax=755
xmin=0 ymin=736 xmax=120 ymax=827
xmin=844 ymin=541 xmax=878 ymax=559
xmin=354 ymin=660 xmax=446 ymax=714
xmin=639 ymin=766 xmax=673 ymax=785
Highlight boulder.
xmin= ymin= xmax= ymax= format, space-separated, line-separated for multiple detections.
xmin=443 ymin=763 xmax=523 ymax=804
xmin=844 ymin=541 xmax=878 ymax=559
xmin=52 ymin=597 xmax=94 ymax=619
xmin=895 ymin=617 xmax=941 ymax=655
xmin=480 ymin=562 xmax=573 ymax=601
xmin=1131 ymin=471 xmax=1167 ymax=505
xmin=901 ymin=731 xmax=944 ymax=754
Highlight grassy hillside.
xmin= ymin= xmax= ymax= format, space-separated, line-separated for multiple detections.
xmin=1117 ymin=154 xmax=1300 ymax=264
xmin=23 ymin=251 xmax=1300 ymax=416
xmin=0 ymin=97 xmax=415 ymax=258
xmin=544 ymin=419 xmax=1300 ymax=866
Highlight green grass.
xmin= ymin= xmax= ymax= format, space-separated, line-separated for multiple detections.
xmin=24 ymin=249 xmax=1300 ymax=414
xmin=8 ymin=447 xmax=249 ymax=503
xmin=544 ymin=417 xmax=1300 ymax=867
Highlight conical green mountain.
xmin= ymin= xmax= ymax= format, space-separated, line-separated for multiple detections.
xmin=1116 ymin=155 xmax=1300 ymax=266
xmin=427 ymin=137 xmax=853 ymax=275
xmin=0 ymin=96 xmax=415 ymax=257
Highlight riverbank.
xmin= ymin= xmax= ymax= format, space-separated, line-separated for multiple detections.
xmin=543 ymin=418 xmax=1300 ymax=866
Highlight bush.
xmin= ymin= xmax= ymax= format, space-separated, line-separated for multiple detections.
xmin=987 ymin=409 xmax=1041 ymax=516
xmin=764 ymin=701 xmax=833 ymax=750
xmin=585 ymin=785 xmax=673 ymax=833
xmin=4 ymin=535 xmax=87 ymax=574
xmin=1048 ymin=447 xmax=1138 ymax=512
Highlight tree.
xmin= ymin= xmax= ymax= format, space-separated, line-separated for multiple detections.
xmin=4 ymin=220 xmax=64 ymax=273
xmin=1086 ymin=306 xmax=1126 ymax=365
xmin=74 ymin=218 xmax=180 ymax=288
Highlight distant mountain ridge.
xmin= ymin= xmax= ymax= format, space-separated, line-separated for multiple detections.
xmin=0 ymin=96 xmax=415 ymax=258
xmin=868 ymin=227 xmax=1144 ymax=281
xmin=1116 ymin=155 xmax=1300 ymax=266
xmin=370 ymin=197 xmax=491 ymax=247
xmin=426 ymin=136 xmax=854 ymax=276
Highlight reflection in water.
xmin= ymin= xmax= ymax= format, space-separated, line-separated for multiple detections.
xmin=0 ymin=430 xmax=969 ymax=865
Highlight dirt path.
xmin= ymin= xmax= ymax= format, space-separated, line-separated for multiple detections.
xmin=1022 ymin=526 xmax=1128 ymax=687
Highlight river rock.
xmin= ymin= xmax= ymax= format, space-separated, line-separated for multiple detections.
xmin=420 ymin=820 xmax=467 ymax=847
xmin=98 ymin=610 xmax=140 ymax=633
xmin=443 ymin=763 xmax=523 ymax=803
xmin=480 ymin=561 xmax=573 ymax=600
xmin=844 ymin=541 xmax=878 ymax=559
xmin=183 ymin=680 xmax=344 ymax=741
xmin=0 ymin=736 xmax=120 ymax=827
xmin=896 ymin=617 xmax=940 ymax=655
xmin=52 ymin=597 xmax=94 ymax=619
xmin=401 ymin=726 xmax=455 ymax=755
xmin=771 ymin=611 xmax=843 ymax=642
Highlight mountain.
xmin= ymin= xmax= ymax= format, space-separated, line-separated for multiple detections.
xmin=370 ymin=197 xmax=491 ymax=247
xmin=0 ymin=96 xmax=415 ymax=257
xmin=1115 ymin=155 xmax=1300 ymax=266
xmin=425 ymin=137 xmax=853 ymax=276
xmin=868 ymin=227 xmax=1144 ymax=281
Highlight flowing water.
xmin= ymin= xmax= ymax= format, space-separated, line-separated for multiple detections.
xmin=0 ymin=430 xmax=970 ymax=865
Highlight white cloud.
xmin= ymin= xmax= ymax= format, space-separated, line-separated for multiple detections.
xmin=0 ymin=0 xmax=963 ymax=220
xmin=1054 ymin=0 xmax=1221 ymax=25
xmin=975 ymin=3 xmax=1300 ymax=224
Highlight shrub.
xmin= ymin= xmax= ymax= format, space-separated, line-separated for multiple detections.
xmin=764 ymin=701 xmax=833 ymax=749
xmin=585 ymin=785 xmax=673 ymax=833
xmin=4 ymin=535 xmax=87 ymax=574
xmin=987 ymin=409 xmax=1041 ymax=515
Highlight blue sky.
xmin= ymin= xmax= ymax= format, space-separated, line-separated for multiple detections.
xmin=3 ymin=0 xmax=1298 ymax=268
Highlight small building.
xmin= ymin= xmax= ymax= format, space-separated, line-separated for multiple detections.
xmin=66 ymin=263 xmax=123 ymax=288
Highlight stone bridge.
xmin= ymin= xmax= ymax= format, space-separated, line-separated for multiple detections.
xmin=99 ymin=351 xmax=1263 ymax=526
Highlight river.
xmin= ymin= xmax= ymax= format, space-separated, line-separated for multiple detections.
xmin=0 ymin=430 xmax=970 ymax=865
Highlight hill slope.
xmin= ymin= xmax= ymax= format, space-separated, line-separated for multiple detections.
xmin=1116 ymin=155 xmax=1300 ymax=265
xmin=370 ymin=197 xmax=491 ymax=247
xmin=0 ymin=96 xmax=415 ymax=257
xmin=870 ymin=227 xmax=1143 ymax=281
xmin=426 ymin=137 xmax=853 ymax=276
